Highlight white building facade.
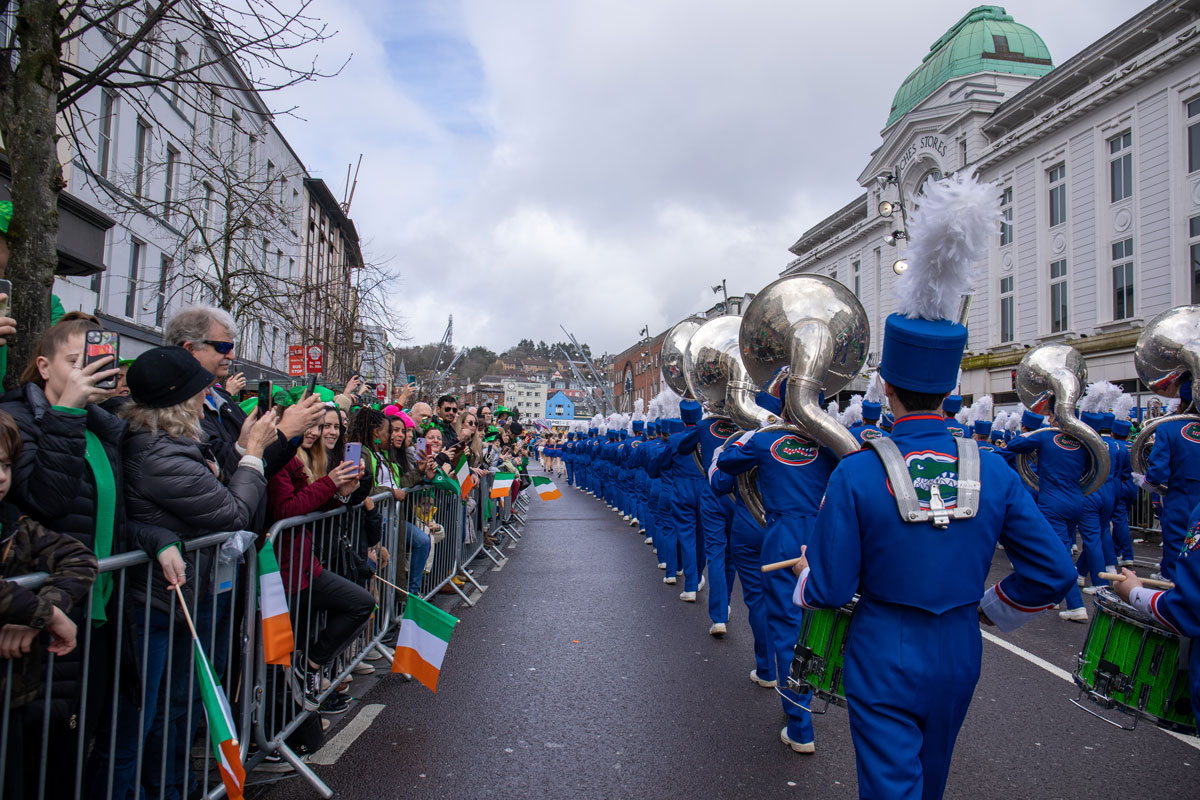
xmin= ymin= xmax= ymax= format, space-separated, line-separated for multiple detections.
xmin=783 ymin=1 xmax=1200 ymax=406
xmin=503 ymin=379 xmax=548 ymax=421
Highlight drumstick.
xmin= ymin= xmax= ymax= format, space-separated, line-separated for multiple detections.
xmin=1098 ymin=571 xmax=1175 ymax=589
xmin=762 ymin=557 xmax=804 ymax=573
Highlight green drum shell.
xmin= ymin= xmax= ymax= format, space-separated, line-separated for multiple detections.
xmin=1075 ymin=588 xmax=1195 ymax=733
xmin=795 ymin=597 xmax=858 ymax=706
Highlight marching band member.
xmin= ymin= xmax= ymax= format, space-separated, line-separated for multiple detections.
xmin=942 ymin=395 xmax=968 ymax=438
xmin=848 ymin=400 xmax=887 ymax=444
xmin=660 ymin=402 xmax=707 ymax=602
xmin=792 ymin=172 xmax=1076 ymax=799
xmin=686 ymin=408 xmax=740 ymax=634
xmin=1109 ymin=418 xmax=1137 ymax=567
xmin=1143 ymin=385 xmax=1200 ymax=581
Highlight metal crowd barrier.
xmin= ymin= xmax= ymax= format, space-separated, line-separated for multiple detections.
xmin=1127 ymin=488 xmax=1161 ymax=538
xmin=0 ymin=470 xmax=535 ymax=800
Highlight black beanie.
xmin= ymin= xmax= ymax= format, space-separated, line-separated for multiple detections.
xmin=127 ymin=346 xmax=215 ymax=408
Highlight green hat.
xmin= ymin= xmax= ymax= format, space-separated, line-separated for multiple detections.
xmin=286 ymin=383 xmax=336 ymax=404
xmin=239 ymin=397 xmax=259 ymax=416
xmin=272 ymin=387 xmax=292 ymax=408
xmin=0 ymin=201 xmax=11 ymax=236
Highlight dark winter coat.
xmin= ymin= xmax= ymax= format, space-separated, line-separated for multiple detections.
xmin=122 ymin=427 xmax=266 ymax=618
xmin=267 ymin=457 xmax=342 ymax=593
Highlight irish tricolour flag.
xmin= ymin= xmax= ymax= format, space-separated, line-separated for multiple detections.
xmin=391 ymin=594 xmax=461 ymax=692
xmin=455 ymin=455 xmax=476 ymax=499
xmin=531 ymin=476 xmax=561 ymax=501
xmin=193 ymin=636 xmax=246 ymax=799
xmin=257 ymin=540 xmax=294 ymax=666
xmin=491 ymin=472 xmax=516 ymax=499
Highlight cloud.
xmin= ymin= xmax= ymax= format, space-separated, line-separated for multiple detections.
xmin=275 ymin=0 xmax=1141 ymax=355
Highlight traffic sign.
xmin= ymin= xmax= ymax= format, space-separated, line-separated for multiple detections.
xmin=288 ymin=346 xmax=304 ymax=376
xmin=306 ymin=344 xmax=323 ymax=375
xmin=376 ymin=384 xmax=387 ymax=400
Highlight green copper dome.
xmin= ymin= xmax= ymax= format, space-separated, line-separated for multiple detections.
xmin=887 ymin=5 xmax=1053 ymax=127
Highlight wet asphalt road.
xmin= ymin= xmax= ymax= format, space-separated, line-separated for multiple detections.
xmin=259 ymin=470 xmax=1199 ymax=799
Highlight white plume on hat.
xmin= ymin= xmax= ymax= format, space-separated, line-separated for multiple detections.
xmin=1166 ymin=397 xmax=1181 ymax=414
xmin=1112 ymin=392 xmax=1135 ymax=421
xmin=841 ymin=395 xmax=864 ymax=427
xmin=825 ymin=400 xmax=840 ymax=422
xmin=650 ymin=387 xmax=682 ymax=420
xmin=864 ymin=373 xmax=886 ymax=404
xmin=1080 ymin=381 xmax=1121 ymax=414
xmin=895 ymin=172 xmax=1001 ymax=321
xmin=967 ymin=395 xmax=993 ymax=426
xmin=1006 ymin=410 xmax=1023 ymax=432
xmin=633 ymin=398 xmax=646 ymax=422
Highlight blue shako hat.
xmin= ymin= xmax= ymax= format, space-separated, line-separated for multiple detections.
xmin=973 ymin=420 xmax=992 ymax=437
xmin=942 ymin=395 xmax=963 ymax=414
xmin=755 ymin=390 xmax=782 ymax=417
xmin=990 ymin=428 xmax=1005 ymax=443
xmin=878 ymin=173 xmax=997 ymax=395
xmin=648 ymin=420 xmax=659 ymax=436
xmin=667 ymin=418 xmax=684 ymax=434
xmin=1112 ymin=419 xmax=1132 ymax=438
xmin=632 ymin=419 xmax=644 ymax=433
xmin=1100 ymin=412 xmax=1115 ymax=432
xmin=861 ymin=401 xmax=882 ymax=421
xmin=680 ymin=399 xmax=703 ymax=426
xmin=1080 ymin=411 xmax=1104 ymax=432
xmin=619 ymin=430 xmax=628 ymax=440
xmin=880 ymin=413 xmax=895 ymax=431
xmin=1021 ymin=410 xmax=1044 ymax=430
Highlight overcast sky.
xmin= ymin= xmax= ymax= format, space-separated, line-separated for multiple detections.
xmin=274 ymin=0 xmax=1143 ymax=356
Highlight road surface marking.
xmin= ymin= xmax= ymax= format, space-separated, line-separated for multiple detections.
xmin=982 ymin=631 xmax=1200 ymax=751
xmin=309 ymin=703 xmax=386 ymax=765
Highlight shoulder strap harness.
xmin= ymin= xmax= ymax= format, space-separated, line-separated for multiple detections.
xmin=864 ymin=437 xmax=982 ymax=529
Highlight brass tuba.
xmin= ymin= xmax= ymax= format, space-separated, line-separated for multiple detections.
xmin=735 ymin=274 xmax=870 ymax=524
xmin=660 ymin=316 xmax=705 ymax=470
xmin=1013 ymin=343 xmax=1109 ymax=495
xmin=1130 ymin=306 xmax=1200 ymax=473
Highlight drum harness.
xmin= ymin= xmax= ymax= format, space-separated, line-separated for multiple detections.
xmin=864 ymin=437 xmax=982 ymax=528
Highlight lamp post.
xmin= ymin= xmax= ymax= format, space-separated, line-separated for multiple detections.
xmin=875 ymin=166 xmax=912 ymax=274
xmin=712 ymin=279 xmax=728 ymax=312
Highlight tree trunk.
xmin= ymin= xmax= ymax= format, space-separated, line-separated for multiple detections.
xmin=1 ymin=1 xmax=65 ymax=389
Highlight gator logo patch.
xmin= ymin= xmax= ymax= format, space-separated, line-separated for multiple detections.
xmin=771 ymin=435 xmax=819 ymax=466
xmin=1183 ymin=519 xmax=1200 ymax=559
xmin=896 ymin=451 xmax=959 ymax=509
xmin=1182 ymin=422 xmax=1200 ymax=444
xmin=1054 ymin=433 xmax=1081 ymax=451
xmin=949 ymin=427 xmax=965 ymax=438
xmin=860 ymin=428 xmax=884 ymax=440
xmin=630 ymin=440 xmax=641 ymax=448
xmin=710 ymin=419 xmax=740 ymax=439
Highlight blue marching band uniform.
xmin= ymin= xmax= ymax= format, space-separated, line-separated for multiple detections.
xmin=550 ymin=173 xmax=1198 ymax=798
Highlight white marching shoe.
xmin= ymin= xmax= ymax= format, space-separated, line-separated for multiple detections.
xmin=1081 ymin=586 xmax=1101 ymax=595
xmin=644 ymin=537 xmax=654 ymax=545
xmin=658 ymin=562 xmax=667 ymax=570
xmin=1059 ymin=607 xmax=1089 ymax=623
xmin=679 ymin=591 xmax=697 ymax=602
xmin=780 ymin=727 xmax=815 ymax=754
xmin=708 ymin=622 xmax=726 ymax=637
xmin=663 ymin=576 xmax=676 ymax=585
xmin=750 ymin=670 xmax=776 ymax=688
xmin=697 ymin=575 xmax=706 ymax=593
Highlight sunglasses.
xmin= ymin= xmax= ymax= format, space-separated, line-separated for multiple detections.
xmin=203 ymin=340 xmax=235 ymax=355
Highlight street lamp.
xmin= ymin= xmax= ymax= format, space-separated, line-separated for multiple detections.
xmin=712 ymin=279 xmax=728 ymax=311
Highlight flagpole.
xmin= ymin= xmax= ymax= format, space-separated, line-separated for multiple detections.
xmin=174 ymin=584 xmax=200 ymax=640
xmin=373 ymin=574 xmax=412 ymax=597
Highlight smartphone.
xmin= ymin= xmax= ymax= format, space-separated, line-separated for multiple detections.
xmin=343 ymin=441 xmax=363 ymax=469
xmin=84 ymin=330 xmax=119 ymax=389
xmin=415 ymin=438 xmax=428 ymax=458
xmin=0 ymin=279 xmax=11 ymax=319
xmin=257 ymin=380 xmax=273 ymax=417
xmin=305 ymin=374 xmax=317 ymax=398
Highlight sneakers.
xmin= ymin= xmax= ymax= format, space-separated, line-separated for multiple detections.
xmin=1118 ymin=559 xmax=1136 ymax=568
xmin=663 ymin=576 xmax=677 ymax=585
xmin=1059 ymin=607 xmax=1089 ymax=623
xmin=658 ymin=562 xmax=667 ymax=570
xmin=1150 ymin=572 xmax=1166 ymax=582
xmin=289 ymin=659 xmax=322 ymax=711
xmin=645 ymin=537 xmax=653 ymax=545
xmin=1076 ymin=575 xmax=1086 ymax=587
xmin=750 ymin=669 xmax=777 ymax=688
xmin=709 ymin=623 xmax=726 ymax=637
xmin=1081 ymin=586 xmax=1101 ymax=595
xmin=353 ymin=661 xmax=375 ymax=675
xmin=697 ymin=575 xmax=707 ymax=592
xmin=679 ymin=591 xmax=697 ymax=602
xmin=780 ymin=727 xmax=815 ymax=754
xmin=318 ymin=693 xmax=350 ymax=714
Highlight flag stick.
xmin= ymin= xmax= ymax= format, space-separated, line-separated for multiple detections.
xmin=373 ymin=574 xmax=412 ymax=596
xmin=173 ymin=584 xmax=200 ymax=640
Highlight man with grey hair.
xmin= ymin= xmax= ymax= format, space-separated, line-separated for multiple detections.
xmin=163 ymin=305 xmax=322 ymax=480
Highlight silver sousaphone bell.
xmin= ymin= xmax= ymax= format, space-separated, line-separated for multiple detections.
xmin=659 ymin=316 xmax=705 ymax=469
xmin=1014 ymin=342 xmax=1110 ymax=495
xmin=1130 ymin=305 xmax=1200 ymax=473
xmin=736 ymin=274 xmax=870 ymax=524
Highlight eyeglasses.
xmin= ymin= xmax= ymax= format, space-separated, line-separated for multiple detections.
xmin=203 ymin=340 xmax=235 ymax=355
xmin=463 ymin=419 xmax=476 ymax=426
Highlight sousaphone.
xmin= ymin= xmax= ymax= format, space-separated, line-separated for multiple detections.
xmin=660 ymin=316 xmax=705 ymax=470
xmin=1014 ymin=343 xmax=1109 ymax=494
xmin=736 ymin=274 xmax=870 ymax=524
xmin=1130 ymin=306 xmax=1200 ymax=474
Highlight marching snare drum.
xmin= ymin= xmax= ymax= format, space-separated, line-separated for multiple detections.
xmin=1072 ymin=588 xmax=1194 ymax=733
xmin=787 ymin=596 xmax=858 ymax=709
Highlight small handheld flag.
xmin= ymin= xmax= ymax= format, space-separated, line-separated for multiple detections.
xmin=490 ymin=472 xmax=516 ymax=499
xmin=391 ymin=594 xmax=460 ymax=692
xmin=530 ymin=476 xmax=561 ymax=501
xmin=455 ymin=455 xmax=476 ymax=499
xmin=257 ymin=540 xmax=294 ymax=666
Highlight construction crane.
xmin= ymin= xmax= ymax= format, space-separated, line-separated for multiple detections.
xmin=559 ymin=325 xmax=614 ymax=414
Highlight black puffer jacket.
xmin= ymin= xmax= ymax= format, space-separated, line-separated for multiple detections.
xmin=0 ymin=383 xmax=126 ymax=552
xmin=122 ymin=427 xmax=267 ymax=618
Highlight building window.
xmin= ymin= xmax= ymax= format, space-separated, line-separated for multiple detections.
xmin=1190 ymin=216 xmax=1200 ymax=304
xmin=1109 ymin=131 xmax=1132 ymax=203
xmin=1111 ymin=238 xmax=1134 ymax=321
xmin=200 ymin=182 xmax=213 ymax=229
xmin=98 ymin=90 xmax=116 ymax=180
xmin=999 ymin=186 xmax=1013 ymax=246
xmin=1050 ymin=259 xmax=1068 ymax=333
xmin=852 ymin=260 xmax=861 ymax=297
xmin=999 ymin=276 xmax=1014 ymax=343
xmin=155 ymin=255 xmax=171 ymax=326
xmin=126 ymin=240 xmax=144 ymax=318
xmin=1048 ymin=163 xmax=1067 ymax=227
xmin=171 ymin=43 xmax=188 ymax=105
xmin=831 ymin=269 xmax=837 ymax=283
xmin=134 ymin=120 xmax=151 ymax=199
xmin=163 ymin=144 xmax=178 ymax=220
xmin=960 ymin=138 xmax=968 ymax=167
xmin=1188 ymin=98 xmax=1200 ymax=173
xmin=208 ymin=89 xmax=220 ymax=147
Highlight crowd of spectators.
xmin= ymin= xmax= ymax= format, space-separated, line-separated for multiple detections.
xmin=0 ymin=292 xmax=538 ymax=797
